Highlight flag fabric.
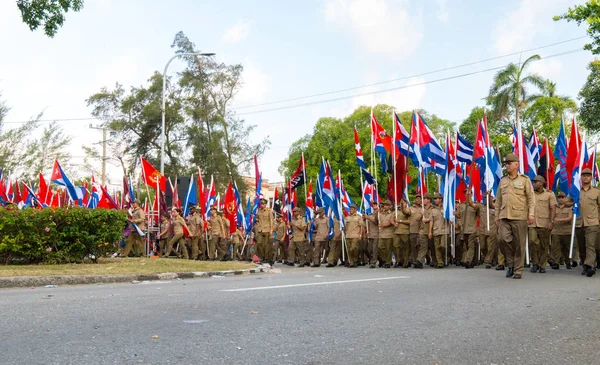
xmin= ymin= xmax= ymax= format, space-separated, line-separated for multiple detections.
xmin=512 ymin=125 xmax=536 ymax=179
xmin=169 ymin=178 xmax=181 ymax=209
xmin=122 ymin=175 xmax=133 ymax=210
xmin=21 ymin=181 xmax=42 ymax=208
xmin=393 ymin=112 xmax=410 ymax=156
xmin=98 ymin=185 xmax=119 ymax=210
xmin=566 ymin=118 xmax=582 ymax=187
xmin=570 ymin=133 xmax=586 ymax=217
xmin=37 ymin=173 xmax=50 ymax=206
xmin=141 ymin=157 xmax=166 ymax=192
xmin=354 ymin=126 xmax=376 ymax=184
xmin=273 ymin=186 xmax=281 ymax=213
xmin=443 ymin=132 xmax=457 ymax=222
xmin=254 ymin=154 xmax=260 ymax=192
xmin=538 ymin=138 xmax=555 ymax=189
xmin=305 ymin=181 xmax=314 ymax=221
xmin=362 ymin=182 xmax=374 ymax=214
xmin=289 ymin=155 xmax=307 ymax=190
xmin=183 ymin=175 xmax=197 ymax=217
xmin=554 ymin=118 xmax=569 ymax=190
xmin=223 ymin=182 xmax=238 ymax=234
xmin=130 ymin=222 xmax=146 ymax=237
xmin=528 ymin=129 xmax=542 ymax=164
xmin=50 ymin=160 xmax=85 ymax=204
xmin=233 ymin=181 xmax=245 ymax=230
xmin=456 ymin=132 xmax=474 ymax=164
xmin=416 ymin=168 xmax=427 ymax=196
xmin=409 ymin=112 xmax=446 ymax=174
xmin=371 ymin=112 xmax=391 ymax=172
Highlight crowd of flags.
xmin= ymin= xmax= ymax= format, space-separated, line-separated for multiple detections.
xmin=1 ymin=110 xmax=597 ymax=239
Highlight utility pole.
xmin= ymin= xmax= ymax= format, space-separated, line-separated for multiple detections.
xmin=90 ymin=124 xmax=108 ymax=186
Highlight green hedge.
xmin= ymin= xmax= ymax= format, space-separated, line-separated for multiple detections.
xmin=0 ymin=207 xmax=128 ymax=264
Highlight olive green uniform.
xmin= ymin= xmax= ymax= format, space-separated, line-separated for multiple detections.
xmin=187 ymin=212 xmax=204 ymax=259
xmin=551 ymin=204 xmax=573 ymax=267
xmin=378 ymin=211 xmax=395 ymax=266
xmin=364 ymin=213 xmax=379 ymax=265
xmin=528 ymin=189 xmax=556 ymax=269
xmin=165 ymin=216 xmax=188 ymax=259
xmin=345 ymin=213 xmax=364 ymax=265
xmin=273 ymin=220 xmax=288 ymax=262
xmin=392 ymin=209 xmax=411 ymax=267
xmin=575 ymin=186 xmax=600 ymax=269
xmin=313 ymin=215 xmax=329 ymax=264
xmin=408 ymin=205 xmax=423 ymax=264
xmin=457 ymin=200 xmax=479 ymax=266
xmin=123 ymin=207 xmax=146 ymax=257
xmin=255 ymin=207 xmax=274 ymax=262
xmin=431 ymin=206 xmax=448 ymax=266
xmin=289 ymin=216 xmax=307 ymax=264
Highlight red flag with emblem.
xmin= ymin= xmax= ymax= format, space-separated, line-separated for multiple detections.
xmin=223 ymin=182 xmax=237 ymax=234
xmin=141 ymin=157 xmax=166 ymax=192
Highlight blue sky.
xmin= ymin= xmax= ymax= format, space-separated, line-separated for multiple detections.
xmin=0 ymin=0 xmax=592 ymax=186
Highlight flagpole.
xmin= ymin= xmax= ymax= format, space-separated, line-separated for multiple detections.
xmin=302 ymin=152 xmax=308 ymax=213
xmin=338 ymin=169 xmax=346 ymax=264
xmin=393 ymin=110 xmax=398 ymax=219
xmin=569 ymin=130 xmax=586 ymax=258
xmin=359 ymin=172 xmax=364 ymax=212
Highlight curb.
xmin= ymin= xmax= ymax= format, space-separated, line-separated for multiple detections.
xmin=0 ymin=266 xmax=273 ymax=289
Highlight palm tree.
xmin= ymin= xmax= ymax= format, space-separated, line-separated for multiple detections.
xmin=487 ymin=54 xmax=546 ymax=127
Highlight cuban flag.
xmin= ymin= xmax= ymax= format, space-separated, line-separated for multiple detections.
xmin=353 ymin=126 xmax=375 ymax=184
xmin=456 ymin=132 xmax=474 ymax=165
xmin=554 ymin=118 xmax=569 ymax=190
xmin=528 ymin=129 xmax=542 ymax=164
xmin=50 ymin=160 xmax=85 ymax=204
xmin=233 ymin=182 xmax=245 ymax=230
xmin=512 ymin=125 xmax=536 ymax=179
xmin=362 ymin=183 xmax=373 ymax=214
xmin=443 ymin=133 xmax=456 ymax=222
xmin=371 ymin=112 xmax=392 ymax=172
xmin=409 ymin=112 xmax=446 ymax=175
xmin=183 ymin=175 xmax=197 ymax=217
xmin=570 ymin=133 xmax=586 ymax=218
xmin=305 ymin=181 xmax=315 ymax=222
xmin=566 ymin=118 xmax=582 ymax=188
xmin=87 ymin=175 xmax=100 ymax=209
xmin=205 ymin=175 xmax=217 ymax=217
xmin=393 ymin=112 xmax=410 ymax=156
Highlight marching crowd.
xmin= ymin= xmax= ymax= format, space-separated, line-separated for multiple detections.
xmin=119 ymin=153 xmax=600 ymax=280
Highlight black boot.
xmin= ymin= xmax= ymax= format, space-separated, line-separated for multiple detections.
xmin=506 ymin=267 xmax=514 ymax=278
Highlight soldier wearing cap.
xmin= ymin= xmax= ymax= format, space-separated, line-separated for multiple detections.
xmin=407 ymin=194 xmax=423 ymax=267
xmin=457 ymin=190 xmax=480 ymax=268
xmin=207 ymin=206 xmax=223 ymax=260
xmin=345 ymin=204 xmax=365 ymax=267
xmin=414 ymin=193 xmax=434 ymax=268
xmin=496 ymin=153 xmax=535 ymax=279
xmin=378 ymin=200 xmax=395 ymax=268
xmin=476 ymin=195 xmax=501 ymax=269
xmin=575 ymin=168 xmax=600 ymax=277
xmin=363 ymin=202 xmax=379 ymax=268
xmin=392 ymin=199 xmax=411 ymax=268
xmin=123 ymin=199 xmax=146 ymax=257
xmin=187 ymin=206 xmax=204 ymax=260
xmin=255 ymin=198 xmax=274 ymax=264
xmin=273 ymin=213 xmax=288 ymax=263
xmin=164 ymin=208 xmax=190 ymax=259
xmin=217 ymin=210 xmax=230 ymax=260
xmin=528 ymin=175 xmax=557 ymax=273
xmin=551 ymin=192 xmax=573 ymax=269
xmin=430 ymin=192 xmax=448 ymax=268
xmin=326 ymin=216 xmax=343 ymax=267
xmin=231 ymin=226 xmax=245 ymax=260
xmin=312 ymin=207 xmax=329 ymax=267
xmin=288 ymin=207 xmax=308 ymax=266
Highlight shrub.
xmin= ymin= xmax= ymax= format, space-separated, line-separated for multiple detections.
xmin=0 ymin=207 xmax=127 ymax=264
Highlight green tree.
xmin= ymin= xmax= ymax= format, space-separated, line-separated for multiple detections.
xmin=578 ymin=60 xmax=600 ymax=131
xmin=17 ymin=0 xmax=84 ymax=37
xmin=21 ymin=123 xmax=72 ymax=181
xmin=487 ymin=54 xmax=545 ymax=127
xmin=458 ymin=107 xmax=513 ymax=158
xmin=554 ymin=1 xmax=600 ymax=55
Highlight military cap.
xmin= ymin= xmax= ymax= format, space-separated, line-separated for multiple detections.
xmin=292 ymin=207 xmax=302 ymax=213
xmin=503 ymin=153 xmax=519 ymax=163
xmin=557 ymin=191 xmax=566 ymax=198
xmin=260 ymin=198 xmax=268 ymax=203
xmin=350 ymin=203 xmax=358 ymax=209
xmin=582 ymin=168 xmax=593 ymax=175
xmin=423 ymin=193 xmax=432 ymax=199
xmin=190 ymin=205 xmax=196 ymax=210
xmin=133 ymin=199 xmax=141 ymax=205
xmin=433 ymin=193 xmax=443 ymax=199
xmin=383 ymin=199 xmax=393 ymax=206
xmin=316 ymin=207 xmax=324 ymax=214
xmin=414 ymin=194 xmax=422 ymax=199
xmin=533 ymin=175 xmax=545 ymax=184
xmin=210 ymin=206 xmax=217 ymax=210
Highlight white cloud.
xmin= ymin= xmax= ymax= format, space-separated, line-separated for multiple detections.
xmin=437 ymin=0 xmax=449 ymax=23
xmin=222 ymin=21 xmax=251 ymax=43
xmin=324 ymin=0 xmax=423 ymax=58
xmin=528 ymin=58 xmax=563 ymax=80
xmin=234 ymin=62 xmax=272 ymax=105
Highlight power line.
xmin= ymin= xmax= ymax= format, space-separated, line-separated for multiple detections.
xmin=235 ymin=48 xmax=585 ymax=116
xmin=2 ymin=116 xmax=103 ymax=124
xmin=231 ymin=36 xmax=588 ymax=110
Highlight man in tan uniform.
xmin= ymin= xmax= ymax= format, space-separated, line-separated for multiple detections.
xmin=407 ymin=195 xmax=423 ymax=267
xmin=363 ymin=202 xmax=379 ymax=268
xmin=496 ymin=153 xmax=535 ymax=279
xmin=123 ymin=199 xmax=146 ymax=257
xmin=313 ymin=208 xmax=329 ymax=267
xmin=551 ymin=192 xmax=574 ymax=269
xmin=187 ymin=206 xmax=204 ymax=260
xmin=287 ymin=207 xmax=308 ymax=267
xmin=431 ymin=193 xmax=447 ymax=268
xmin=575 ymin=168 xmax=600 ymax=277
xmin=207 ymin=206 xmax=222 ymax=260
xmin=326 ymin=216 xmax=342 ymax=267
xmin=528 ymin=175 xmax=556 ymax=273
xmin=459 ymin=191 xmax=480 ymax=268
xmin=345 ymin=204 xmax=365 ymax=267
xmin=273 ymin=214 xmax=288 ymax=263
xmin=472 ymin=194 xmax=499 ymax=269
xmin=415 ymin=193 xmax=434 ymax=268
xmin=378 ymin=200 xmax=394 ymax=268
xmin=255 ymin=198 xmax=274 ymax=264
xmin=392 ymin=198 xmax=411 ymax=268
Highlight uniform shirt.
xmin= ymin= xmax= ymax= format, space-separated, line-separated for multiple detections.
xmin=364 ymin=214 xmax=379 ymax=238
xmin=255 ymin=207 xmax=274 ymax=233
xmin=187 ymin=213 xmax=203 ymax=237
xmin=131 ymin=207 xmax=146 ymax=231
xmin=313 ymin=216 xmax=329 ymax=241
xmin=431 ymin=207 xmax=447 ymax=236
xmin=495 ymin=174 xmax=535 ymax=220
xmin=552 ymin=205 xmax=573 ymax=235
xmin=290 ymin=216 xmax=307 ymax=242
xmin=160 ymin=220 xmax=170 ymax=238
xmin=530 ymin=189 xmax=557 ymax=228
xmin=419 ymin=205 xmax=434 ymax=235
xmin=458 ymin=203 xmax=479 ymax=234
xmin=378 ymin=211 xmax=395 ymax=238
xmin=478 ymin=206 xmax=497 ymax=236
xmin=208 ymin=215 xmax=222 ymax=236
xmin=408 ymin=206 xmax=423 ymax=234
xmin=345 ymin=213 xmax=364 ymax=239
xmin=172 ymin=216 xmax=186 ymax=235
xmin=333 ymin=218 xmax=342 ymax=240
xmin=231 ymin=231 xmax=244 ymax=245
xmin=579 ymin=185 xmax=600 ymax=227
xmin=394 ymin=209 xmax=410 ymax=235
xmin=275 ymin=220 xmax=286 ymax=242
xmin=221 ymin=217 xmax=230 ymax=238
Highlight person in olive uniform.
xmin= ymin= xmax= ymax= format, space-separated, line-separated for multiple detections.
xmin=431 ymin=193 xmax=448 ymax=268
xmin=363 ymin=202 xmax=380 ymax=268
xmin=471 ymin=194 xmax=499 ymax=269
xmin=528 ymin=175 xmax=557 ymax=273
xmin=156 ymin=213 xmax=171 ymax=256
xmin=345 ymin=204 xmax=365 ymax=267
xmin=408 ymin=195 xmax=423 ymax=266
xmin=273 ymin=214 xmax=288 ymax=263
xmin=207 ymin=206 xmax=223 ymax=260
xmin=496 ymin=153 xmax=535 ymax=279
xmin=551 ymin=192 xmax=573 ymax=269
xmin=187 ymin=206 xmax=204 ymax=260
xmin=123 ymin=199 xmax=146 ymax=257
xmin=378 ymin=200 xmax=395 ymax=268
xmin=231 ymin=226 xmax=245 ymax=260
xmin=416 ymin=193 xmax=434 ymax=268
xmin=327 ymin=217 xmax=343 ymax=267
xmin=255 ymin=198 xmax=274 ymax=264
xmin=313 ymin=208 xmax=329 ymax=267
xmin=392 ymin=198 xmax=411 ymax=268
xmin=164 ymin=208 xmax=190 ymax=259
xmin=288 ymin=207 xmax=308 ymax=267
xmin=461 ymin=191 xmax=480 ymax=268
xmin=575 ymin=168 xmax=600 ymax=277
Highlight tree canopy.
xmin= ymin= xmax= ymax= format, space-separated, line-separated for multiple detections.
xmin=578 ymin=60 xmax=600 ymax=131
xmin=17 ymin=0 xmax=84 ymax=37
xmin=554 ymin=1 xmax=600 ymax=55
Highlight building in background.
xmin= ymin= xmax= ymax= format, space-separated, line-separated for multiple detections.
xmin=241 ymin=175 xmax=283 ymax=206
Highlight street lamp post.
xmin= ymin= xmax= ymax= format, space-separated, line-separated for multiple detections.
xmin=160 ymin=52 xmax=215 ymax=174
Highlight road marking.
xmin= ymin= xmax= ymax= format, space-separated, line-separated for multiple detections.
xmin=220 ymin=276 xmax=410 ymax=292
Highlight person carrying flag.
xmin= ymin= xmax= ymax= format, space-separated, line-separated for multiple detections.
xmin=207 ymin=206 xmax=224 ymax=260
xmin=406 ymin=195 xmax=423 ymax=268
xmin=416 ymin=193 xmax=434 ymax=268
xmin=575 ymin=168 xmax=600 ymax=277
xmin=528 ymin=175 xmax=556 ymax=274
xmin=231 ymin=227 xmax=245 ymax=261
xmin=123 ymin=199 xmax=146 ymax=257
xmin=344 ymin=204 xmax=365 ymax=268
xmin=288 ymin=207 xmax=308 ymax=267
xmin=163 ymin=208 xmax=190 ymax=259
xmin=187 ymin=206 xmax=204 ymax=260
xmin=378 ymin=200 xmax=395 ymax=269
xmin=431 ymin=193 xmax=448 ymax=268
xmin=461 ymin=191 xmax=481 ymax=269
xmin=550 ymin=192 xmax=574 ymax=270
xmin=496 ymin=153 xmax=535 ymax=280
xmin=312 ymin=208 xmax=329 ymax=267
xmin=391 ymin=199 xmax=411 ymax=268
xmin=255 ymin=198 xmax=274 ymax=265
xmin=273 ymin=214 xmax=288 ymax=264
xmin=156 ymin=213 xmax=171 ymax=256
xmin=363 ymin=202 xmax=380 ymax=268
xmin=326 ymin=217 xmax=343 ymax=267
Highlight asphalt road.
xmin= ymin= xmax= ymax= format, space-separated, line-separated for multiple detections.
xmin=1 ymin=265 xmax=600 ymax=365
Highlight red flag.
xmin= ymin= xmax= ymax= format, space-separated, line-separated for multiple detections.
xmin=371 ymin=112 xmax=392 ymax=153
xmin=254 ymin=154 xmax=260 ymax=191
xmin=289 ymin=155 xmax=307 ymax=190
xmin=169 ymin=178 xmax=181 ymax=209
xmin=38 ymin=173 xmax=50 ymax=206
xmin=566 ymin=118 xmax=581 ymax=186
xmin=223 ymin=182 xmax=237 ymax=234
xmin=141 ymin=157 xmax=166 ymax=192
xmin=98 ymin=186 xmax=119 ymax=210
xmin=197 ymin=168 xmax=206 ymax=217
xmin=539 ymin=138 xmax=555 ymax=188
xmin=14 ymin=182 xmax=23 ymax=206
